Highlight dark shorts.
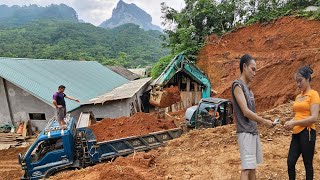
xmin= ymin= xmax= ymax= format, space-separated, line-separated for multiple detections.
xmin=56 ymin=107 xmax=66 ymax=121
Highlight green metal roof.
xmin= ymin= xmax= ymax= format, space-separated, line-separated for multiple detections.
xmin=0 ymin=57 xmax=129 ymax=111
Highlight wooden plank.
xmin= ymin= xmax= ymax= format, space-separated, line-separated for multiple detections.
xmin=194 ymin=82 xmax=199 ymax=92
xmin=0 ymin=137 xmax=16 ymax=141
xmin=191 ymin=91 xmax=195 ymax=105
xmin=195 ymin=92 xmax=202 ymax=104
xmin=0 ymin=142 xmax=17 ymax=145
xmin=0 ymin=144 xmax=11 ymax=150
xmin=0 ymin=136 xmax=17 ymax=139
xmin=180 ymin=92 xmax=186 ymax=109
xmin=0 ymin=139 xmax=16 ymax=142
xmin=0 ymin=133 xmax=19 ymax=137
xmin=22 ymin=120 xmax=28 ymax=138
xmin=16 ymin=136 xmax=29 ymax=140
xmin=27 ymin=120 xmax=32 ymax=136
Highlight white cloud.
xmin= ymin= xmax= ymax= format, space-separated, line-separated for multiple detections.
xmin=0 ymin=0 xmax=185 ymax=27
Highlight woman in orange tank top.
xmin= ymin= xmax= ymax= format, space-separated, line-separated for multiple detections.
xmin=284 ymin=66 xmax=320 ymax=180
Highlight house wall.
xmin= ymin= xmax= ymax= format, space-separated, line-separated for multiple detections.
xmin=0 ymin=79 xmax=55 ymax=130
xmin=71 ymin=81 xmax=150 ymax=121
xmin=0 ymin=78 xmax=12 ymax=125
xmin=71 ymin=98 xmax=131 ymax=121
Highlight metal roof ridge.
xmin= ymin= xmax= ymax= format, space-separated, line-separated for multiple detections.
xmin=85 ymin=77 xmax=151 ymax=105
xmin=0 ymin=57 xmax=98 ymax=63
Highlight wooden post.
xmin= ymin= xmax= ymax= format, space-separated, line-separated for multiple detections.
xmin=194 ymin=82 xmax=198 ymax=92
xmin=178 ymin=74 xmax=181 ymax=90
xmin=186 ymin=78 xmax=190 ymax=92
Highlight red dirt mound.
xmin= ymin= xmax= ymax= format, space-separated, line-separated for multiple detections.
xmin=51 ymin=152 xmax=160 ymax=180
xmin=90 ymin=112 xmax=177 ymax=142
xmin=0 ymin=147 xmax=28 ymax=180
xmin=197 ymin=16 xmax=320 ymax=111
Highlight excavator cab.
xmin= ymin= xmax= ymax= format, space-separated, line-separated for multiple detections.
xmin=185 ymin=98 xmax=233 ymax=128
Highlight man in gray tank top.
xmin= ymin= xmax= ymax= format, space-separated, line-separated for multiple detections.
xmin=232 ymin=54 xmax=274 ymax=180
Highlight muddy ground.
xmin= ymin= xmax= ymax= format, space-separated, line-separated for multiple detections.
xmin=51 ymin=103 xmax=320 ymax=180
xmin=0 ymin=147 xmax=28 ymax=180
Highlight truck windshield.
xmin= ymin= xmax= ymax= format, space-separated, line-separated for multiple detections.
xmin=30 ymin=137 xmax=63 ymax=163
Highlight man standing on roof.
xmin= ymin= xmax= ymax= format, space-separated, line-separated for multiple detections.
xmin=52 ymin=85 xmax=80 ymax=126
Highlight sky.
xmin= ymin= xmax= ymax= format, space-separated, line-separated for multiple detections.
xmin=0 ymin=0 xmax=185 ymax=27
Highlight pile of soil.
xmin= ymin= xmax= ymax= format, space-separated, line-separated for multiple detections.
xmin=197 ymin=16 xmax=320 ymax=111
xmin=151 ymin=103 xmax=320 ymax=180
xmin=150 ymin=86 xmax=181 ymax=108
xmin=90 ymin=112 xmax=177 ymax=142
xmin=0 ymin=147 xmax=28 ymax=180
xmin=51 ymin=152 xmax=159 ymax=180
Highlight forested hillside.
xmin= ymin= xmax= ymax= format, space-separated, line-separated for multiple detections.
xmin=0 ymin=4 xmax=78 ymax=27
xmin=0 ymin=4 xmax=168 ymax=67
xmin=0 ymin=20 xmax=168 ymax=67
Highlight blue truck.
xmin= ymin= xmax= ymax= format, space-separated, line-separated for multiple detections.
xmin=18 ymin=113 xmax=182 ymax=179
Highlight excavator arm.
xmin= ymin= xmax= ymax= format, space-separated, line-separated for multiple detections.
xmin=150 ymin=53 xmax=211 ymax=107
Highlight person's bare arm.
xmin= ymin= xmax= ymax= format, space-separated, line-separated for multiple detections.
xmin=234 ymin=85 xmax=273 ymax=127
xmin=52 ymin=100 xmax=62 ymax=108
xmin=284 ymin=104 xmax=319 ymax=129
xmin=65 ymin=95 xmax=80 ymax=102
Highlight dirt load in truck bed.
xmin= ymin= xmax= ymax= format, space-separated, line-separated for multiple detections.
xmin=90 ymin=112 xmax=177 ymax=142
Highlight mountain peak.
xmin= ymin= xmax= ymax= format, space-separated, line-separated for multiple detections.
xmin=118 ymin=0 xmax=125 ymax=5
xmin=99 ymin=0 xmax=161 ymax=31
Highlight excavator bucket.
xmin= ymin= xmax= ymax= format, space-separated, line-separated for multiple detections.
xmin=149 ymin=86 xmax=181 ymax=108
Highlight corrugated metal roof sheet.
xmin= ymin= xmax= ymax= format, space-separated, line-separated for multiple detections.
xmin=0 ymin=57 xmax=129 ymax=111
xmin=106 ymin=65 xmax=140 ymax=81
xmin=86 ymin=77 xmax=151 ymax=104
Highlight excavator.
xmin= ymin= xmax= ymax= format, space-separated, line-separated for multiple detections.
xmin=149 ymin=53 xmax=212 ymax=108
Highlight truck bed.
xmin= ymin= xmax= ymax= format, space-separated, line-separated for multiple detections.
xmin=78 ymin=127 xmax=182 ymax=163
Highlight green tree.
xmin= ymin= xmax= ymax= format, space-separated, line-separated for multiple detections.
xmin=151 ymin=54 xmax=175 ymax=79
xmin=161 ymin=0 xmax=238 ymax=58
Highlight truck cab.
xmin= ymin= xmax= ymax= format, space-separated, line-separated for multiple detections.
xmin=18 ymin=112 xmax=183 ymax=179
xmin=185 ymin=98 xmax=233 ymax=128
xmin=19 ymin=115 xmax=77 ymax=179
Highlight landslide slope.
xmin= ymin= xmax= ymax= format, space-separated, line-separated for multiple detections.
xmin=197 ymin=16 xmax=320 ymax=111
